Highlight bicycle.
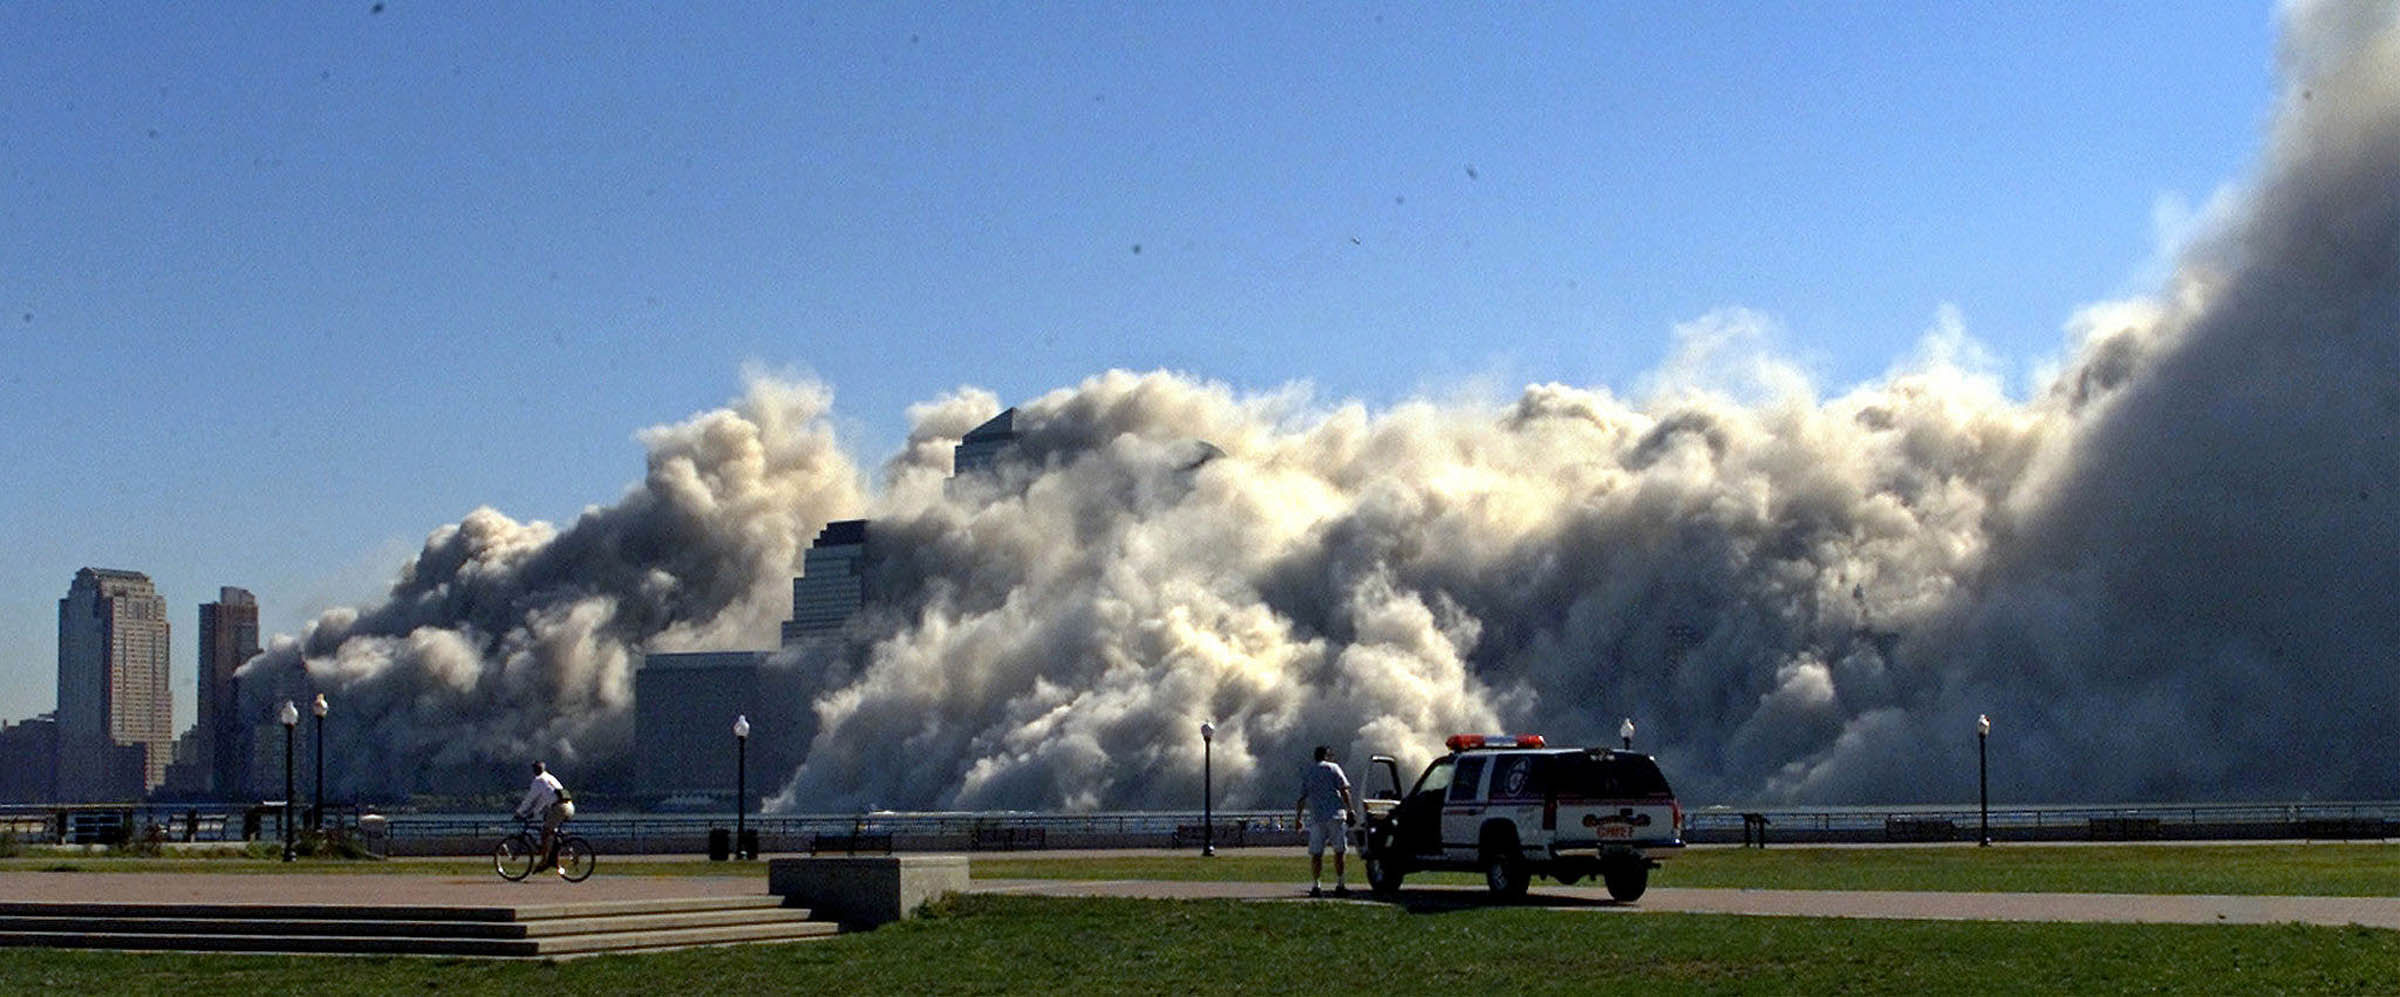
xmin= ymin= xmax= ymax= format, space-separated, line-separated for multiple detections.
xmin=493 ymin=819 xmax=596 ymax=882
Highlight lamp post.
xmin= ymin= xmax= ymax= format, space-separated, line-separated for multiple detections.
xmin=1977 ymin=713 xmax=1992 ymax=847
xmin=278 ymin=700 xmax=299 ymax=861
xmin=733 ymin=714 xmax=750 ymax=860
xmin=1620 ymin=717 xmax=1635 ymax=750
xmin=311 ymin=694 xmax=327 ymax=831
xmin=1199 ymin=722 xmax=1216 ymax=858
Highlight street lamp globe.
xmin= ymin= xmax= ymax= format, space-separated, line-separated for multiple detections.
xmin=312 ymin=694 xmax=327 ymax=719
xmin=279 ymin=700 xmax=299 ymax=727
xmin=734 ymin=714 xmax=750 ymax=740
xmin=1200 ymin=721 xmax=1215 ymax=742
xmin=1619 ymin=717 xmax=1635 ymax=749
xmin=1978 ymin=714 xmax=1991 ymax=737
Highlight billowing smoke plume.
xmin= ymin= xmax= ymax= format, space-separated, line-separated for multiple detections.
xmin=238 ymin=377 xmax=864 ymax=795
xmin=247 ymin=2 xmax=2400 ymax=808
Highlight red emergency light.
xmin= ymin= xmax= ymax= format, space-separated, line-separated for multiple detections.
xmin=1444 ymin=733 xmax=1546 ymax=752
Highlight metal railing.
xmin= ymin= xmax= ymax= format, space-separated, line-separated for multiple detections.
xmin=7 ymin=800 xmax=2399 ymax=853
xmin=1681 ymin=801 xmax=2400 ymax=844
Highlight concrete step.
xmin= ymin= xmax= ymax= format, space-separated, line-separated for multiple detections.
xmin=0 ymin=905 xmax=823 ymax=939
xmin=0 ymin=895 xmax=841 ymax=957
xmin=0 ymin=919 xmax=842 ymax=957
xmin=0 ymin=894 xmax=790 ymax=922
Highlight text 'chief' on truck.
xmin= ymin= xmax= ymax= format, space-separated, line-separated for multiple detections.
xmin=1352 ymin=733 xmax=1684 ymax=901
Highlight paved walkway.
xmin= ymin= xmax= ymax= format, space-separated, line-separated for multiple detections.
xmin=8 ymin=868 xmax=2399 ymax=931
xmin=973 ymin=879 xmax=2400 ymax=930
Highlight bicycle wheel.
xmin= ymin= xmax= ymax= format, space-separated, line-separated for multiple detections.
xmin=555 ymin=835 xmax=595 ymax=882
xmin=493 ymin=834 xmax=536 ymax=882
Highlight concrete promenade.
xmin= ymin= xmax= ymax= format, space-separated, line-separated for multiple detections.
xmin=7 ymin=851 xmax=2400 ymax=932
xmin=977 ymin=877 xmax=2400 ymax=930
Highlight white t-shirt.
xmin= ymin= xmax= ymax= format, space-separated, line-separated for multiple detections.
xmin=517 ymin=771 xmax=565 ymax=817
xmin=1300 ymin=760 xmax=1351 ymax=823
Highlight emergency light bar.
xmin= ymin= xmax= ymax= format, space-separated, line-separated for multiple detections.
xmin=1444 ymin=733 xmax=1546 ymax=752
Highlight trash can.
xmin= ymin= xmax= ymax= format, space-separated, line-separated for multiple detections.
xmin=357 ymin=814 xmax=390 ymax=859
xmin=707 ymin=827 xmax=731 ymax=861
xmin=737 ymin=828 xmax=760 ymax=860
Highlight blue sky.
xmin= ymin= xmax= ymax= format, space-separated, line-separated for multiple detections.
xmin=0 ymin=3 xmax=2277 ymax=729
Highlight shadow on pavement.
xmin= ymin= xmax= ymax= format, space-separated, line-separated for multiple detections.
xmin=1354 ymin=886 xmax=1630 ymax=914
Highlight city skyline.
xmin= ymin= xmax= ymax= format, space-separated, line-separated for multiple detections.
xmin=0 ymin=5 xmax=2283 ymax=729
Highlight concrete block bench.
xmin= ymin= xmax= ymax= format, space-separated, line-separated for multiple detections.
xmin=767 ymin=854 xmax=968 ymax=929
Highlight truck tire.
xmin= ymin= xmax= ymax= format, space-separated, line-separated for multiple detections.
xmin=1481 ymin=827 xmax=1528 ymax=900
xmin=1365 ymin=853 xmax=1404 ymax=895
xmin=1603 ymin=861 xmax=1649 ymax=902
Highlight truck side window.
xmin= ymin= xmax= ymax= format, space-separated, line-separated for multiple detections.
xmin=1448 ymin=756 xmax=1486 ymax=803
xmin=1410 ymin=757 xmax=1455 ymax=800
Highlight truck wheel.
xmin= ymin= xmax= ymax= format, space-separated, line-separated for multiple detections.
xmin=1365 ymin=854 xmax=1404 ymax=895
xmin=1481 ymin=830 xmax=1528 ymax=900
xmin=1603 ymin=862 xmax=1649 ymax=902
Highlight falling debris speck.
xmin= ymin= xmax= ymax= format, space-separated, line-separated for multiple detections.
xmin=1465 ymin=164 xmax=1478 ymax=180
xmin=1131 ymin=244 xmax=1142 ymax=254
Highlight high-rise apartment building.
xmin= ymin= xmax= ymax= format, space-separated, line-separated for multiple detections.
xmin=57 ymin=568 xmax=173 ymax=798
xmin=198 ymin=588 xmax=261 ymax=798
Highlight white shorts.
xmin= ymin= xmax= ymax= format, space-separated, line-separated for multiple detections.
xmin=1307 ymin=818 xmax=1347 ymax=856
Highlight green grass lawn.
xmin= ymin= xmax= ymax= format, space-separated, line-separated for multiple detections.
xmin=3 ymin=894 xmax=2395 ymax=995
xmin=972 ymin=843 xmax=2400 ymax=897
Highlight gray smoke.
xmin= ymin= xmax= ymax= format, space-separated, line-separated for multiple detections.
xmin=248 ymin=2 xmax=2399 ymax=808
xmin=238 ymin=377 xmax=863 ymax=795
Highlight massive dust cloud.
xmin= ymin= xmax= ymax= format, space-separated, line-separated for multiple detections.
xmin=239 ymin=379 xmax=863 ymax=793
xmin=242 ymin=3 xmax=2399 ymax=808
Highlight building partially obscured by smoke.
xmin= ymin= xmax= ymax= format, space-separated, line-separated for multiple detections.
xmin=782 ymin=521 xmax=869 ymax=645
xmin=634 ymin=652 xmax=768 ymax=805
xmin=630 ymin=412 xmax=1019 ymax=805
xmin=197 ymin=588 xmax=261 ymax=799
xmin=637 ymin=519 xmax=876 ymax=804
xmin=950 ymin=408 xmax=1018 ymax=476
xmin=56 ymin=568 xmax=172 ymax=800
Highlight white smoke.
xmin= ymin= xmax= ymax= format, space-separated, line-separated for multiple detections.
xmin=238 ymin=376 xmax=865 ymax=794
xmin=777 ymin=0 xmax=2400 ymax=808
xmin=248 ymin=1 xmax=2399 ymax=808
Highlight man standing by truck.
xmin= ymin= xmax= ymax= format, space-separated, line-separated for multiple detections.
xmin=1295 ymin=745 xmax=1354 ymax=897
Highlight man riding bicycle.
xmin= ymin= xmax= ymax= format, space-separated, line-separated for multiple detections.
xmin=512 ymin=761 xmax=574 ymax=871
